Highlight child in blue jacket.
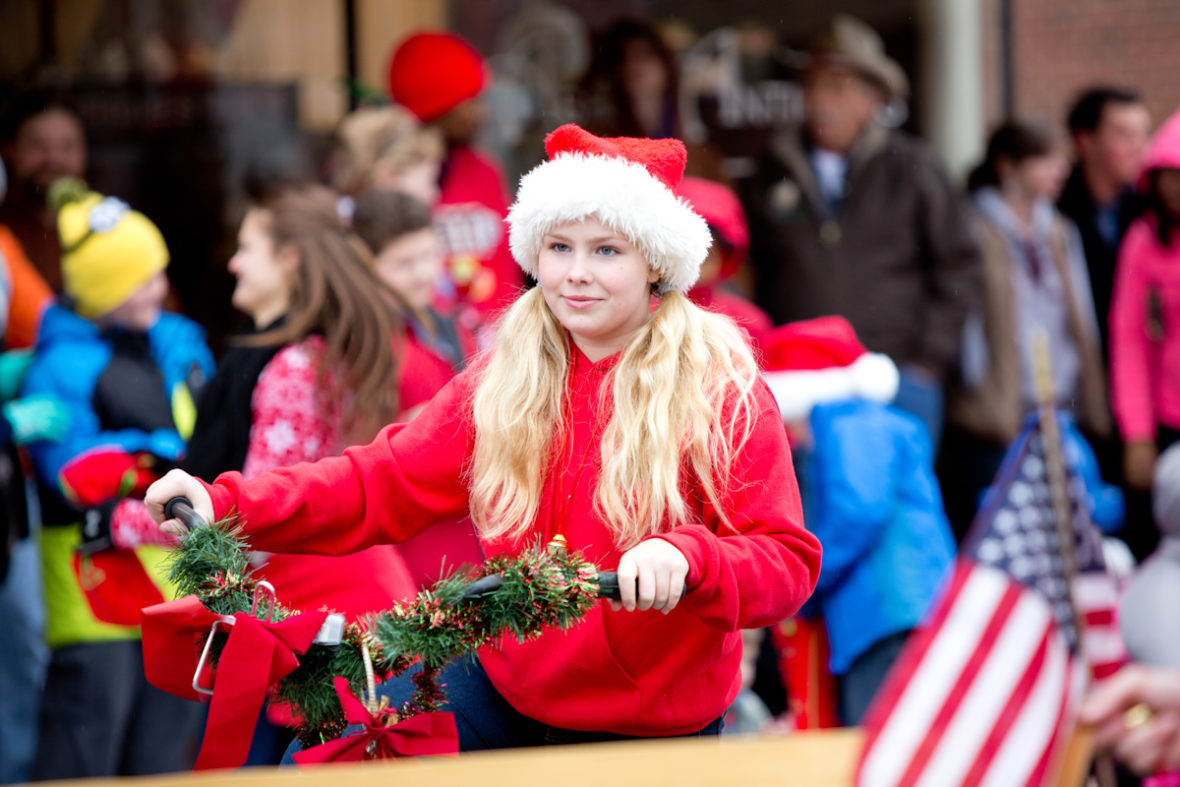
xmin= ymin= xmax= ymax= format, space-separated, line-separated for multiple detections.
xmin=763 ymin=316 xmax=957 ymax=724
xmin=22 ymin=181 xmax=214 ymax=779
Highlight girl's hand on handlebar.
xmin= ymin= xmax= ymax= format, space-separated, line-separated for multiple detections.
xmin=145 ymin=469 xmax=214 ymax=535
xmin=610 ymin=539 xmax=689 ymax=614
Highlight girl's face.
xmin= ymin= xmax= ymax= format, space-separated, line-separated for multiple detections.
xmin=1155 ymin=169 xmax=1180 ymax=219
xmin=1007 ymin=151 xmax=1068 ymax=202
xmin=228 ymin=208 xmax=295 ymax=326
xmin=621 ymin=38 xmax=668 ymax=99
xmin=371 ymin=159 xmax=441 ymax=206
xmin=374 ymin=227 xmax=442 ymax=311
xmin=537 ymin=217 xmax=658 ymax=362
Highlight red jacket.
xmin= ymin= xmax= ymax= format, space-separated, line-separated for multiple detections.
xmin=394 ymin=320 xmax=484 ymax=586
xmin=204 ymin=346 xmax=820 ymax=736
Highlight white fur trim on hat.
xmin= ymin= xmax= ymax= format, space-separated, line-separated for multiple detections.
xmin=763 ymin=352 xmax=900 ymax=420
xmin=507 ymin=153 xmax=712 ymax=293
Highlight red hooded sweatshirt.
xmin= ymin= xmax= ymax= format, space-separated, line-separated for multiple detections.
xmin=202 ymin=345 xmax=821 ymax=736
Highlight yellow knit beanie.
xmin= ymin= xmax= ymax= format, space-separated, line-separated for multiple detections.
xmin=52 ymin=178 xmax=169 ymax=319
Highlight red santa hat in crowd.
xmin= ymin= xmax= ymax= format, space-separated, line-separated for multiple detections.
xmin=387 ymin=32 xmax=490 ymax=123
xmin=507 ymin=124 xmax=712 ymax=294
xmin=762 ymin=316 xmax=900 ymax=420
xmin=673 ymin=176 xmax=749 ymax=281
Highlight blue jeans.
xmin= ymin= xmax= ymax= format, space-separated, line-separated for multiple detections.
xmin=0 ymin=534 xmax=48 ymax=785
xmin=284 ymin=658 xmax=722 ymax=761
xmin=892 ymin=369 xmax=945 ymax=452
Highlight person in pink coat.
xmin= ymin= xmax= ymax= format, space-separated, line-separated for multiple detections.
xmin=1110 ymin=108 xmax=1180 ymax=493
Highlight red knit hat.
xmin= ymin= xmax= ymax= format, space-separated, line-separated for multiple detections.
xmin=674 ymin=177 xmax=749 ymax=281
xmin=761 ymin=316 xmax=899 ymax=420
xmin=387 ymin=32 xmax=489 ymax=123
xmin=507 ymin=124 xmax=711 ymax=294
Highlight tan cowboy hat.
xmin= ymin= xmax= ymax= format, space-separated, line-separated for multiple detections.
xmin=793 ymin=15 xmax=910 ymax=100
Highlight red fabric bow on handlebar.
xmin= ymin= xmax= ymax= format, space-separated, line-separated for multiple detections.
xmin=141 ymin=596 xmax=328 ymax=770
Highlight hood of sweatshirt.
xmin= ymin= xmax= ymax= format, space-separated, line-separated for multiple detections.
xmin=1139 ymin=108 xmax=1180 ymax=188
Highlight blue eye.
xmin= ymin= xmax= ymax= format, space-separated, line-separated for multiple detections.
xmin=549 ymin=242 xmax=571 ymax=253
xmin=597 ymin=246 xmax=619 ymax=256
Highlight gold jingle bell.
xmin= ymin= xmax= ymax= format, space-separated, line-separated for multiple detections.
xmin=546 ymin=534 xmax=569 ymax=556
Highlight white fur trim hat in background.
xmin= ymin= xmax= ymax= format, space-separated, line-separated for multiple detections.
xmin=762 ymin=315 xmax=900 ymax=421
xmin=507 ymin=124 xmax=712 ymax=293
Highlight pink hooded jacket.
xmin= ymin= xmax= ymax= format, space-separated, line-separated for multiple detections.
xmin=1110 ymin=109 xmax=1180 ymax=441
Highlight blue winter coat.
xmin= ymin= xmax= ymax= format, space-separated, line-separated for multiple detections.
xmin=804 ymin=400 xmax=956 ymax=674
xmin=23 ymin=304 xmax=214 ymax=499
xmin=21 ymin=303 xmax=214 ymax=648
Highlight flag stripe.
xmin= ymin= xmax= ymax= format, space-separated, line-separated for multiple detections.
xmin=857 ymin=561 xmax=973 ymax=755
xmin=858 ymin=566 xmax=1009 ymax=787
xmin=1073 ymin=572 xmax=1118 ymax=609
xmin=978 ymin=626 xmax=1070 ymax=787
xmin=902 ymin=582 xmax=1026 ymax=785
xmin=958 ymin=620 xmax=1053 ymax=787
xmin=915 ymin=590 xmax=1052 ymax=787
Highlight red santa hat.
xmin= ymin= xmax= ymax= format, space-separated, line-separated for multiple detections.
xmin=507 ymin=124 xmax=712 ymax=294
xmin=762 ymin=316 xmax=900 ymax=420
xmin=674 ymin=176 xmax=749 ymax=281
xmin=387 ymin=32 xmax=489 ymax=123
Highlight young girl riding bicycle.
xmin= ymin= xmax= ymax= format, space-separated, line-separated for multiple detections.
xmin=147 ymin=124 xmax=821 ymax=747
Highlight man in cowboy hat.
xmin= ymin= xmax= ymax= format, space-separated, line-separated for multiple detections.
xmin=743 ymin=15 xmax=981 ymax=447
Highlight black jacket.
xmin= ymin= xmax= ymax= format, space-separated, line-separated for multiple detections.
xmin=1057 ymin=165 xmax=1142 ymax=358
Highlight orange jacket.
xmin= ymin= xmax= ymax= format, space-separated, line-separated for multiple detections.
xmin=0 ymin=226 xmax=52 ymax=349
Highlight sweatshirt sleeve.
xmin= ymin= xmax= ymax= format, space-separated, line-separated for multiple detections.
xmin=1109 ymin=224 xmax=1156 ymax=442
xmin=650 ymin=380 xmax=821 ymax=632
xmin=205 ymin=372 xmax=475 ymax=556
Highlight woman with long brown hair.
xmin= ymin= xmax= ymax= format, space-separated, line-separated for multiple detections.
xmin=109 ymin=180 xmax=419 ymax=617
xmin=178 ymin=180 xmax=416 ymax=617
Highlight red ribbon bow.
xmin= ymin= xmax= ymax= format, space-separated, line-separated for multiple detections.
xmin=293 ymin=677 xmax=458 ymax=764
xmin=141 ymin=596 xmax=329 ymax=771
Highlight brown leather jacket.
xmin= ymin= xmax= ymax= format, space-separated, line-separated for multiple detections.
xmin=743 ymin=124 xmax=982 ymax=380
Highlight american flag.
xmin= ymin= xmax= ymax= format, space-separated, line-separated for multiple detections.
xmin=856 ymin=414 xmax=1123 ymax=787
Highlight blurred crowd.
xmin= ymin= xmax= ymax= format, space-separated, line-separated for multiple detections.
xmin=1 ymin=10 xmax=1179 ymax=783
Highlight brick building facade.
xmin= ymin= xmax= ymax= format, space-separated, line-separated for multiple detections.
xmin=984 ymin=0 xmax=1180 ymax=135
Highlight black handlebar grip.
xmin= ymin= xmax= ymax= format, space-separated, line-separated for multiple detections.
xmin=459 ymin=574 xmax=504 ymax=601
xmin=163 ymin=496 xmax=208 ymax=531
xmin=456 ymin=571 xmax=689 ymax=603
xmin=595 ymin=571 xmax=688 ymax=602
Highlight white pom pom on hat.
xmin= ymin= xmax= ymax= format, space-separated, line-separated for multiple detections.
xmin=761 ymin=315 xmax=900 ymax=420
xmin=507 ymin=124 xmax=712 ymax=294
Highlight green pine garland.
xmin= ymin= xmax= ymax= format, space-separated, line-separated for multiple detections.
xmin=167 ymin=521 xmax=602 ymax=748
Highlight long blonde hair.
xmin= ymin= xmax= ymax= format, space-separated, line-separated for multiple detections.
xmin=469 ymin=286 xmax=760 ymax=549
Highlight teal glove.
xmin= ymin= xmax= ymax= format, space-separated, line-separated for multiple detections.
xmin=3 ymin=395 xmax=70 ymax=445
xmin=0 ymin=350 xmax=34 ymax=402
